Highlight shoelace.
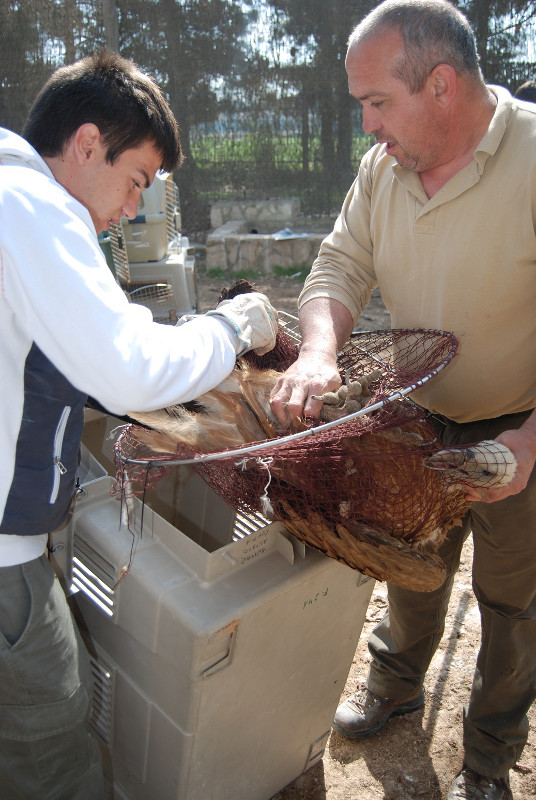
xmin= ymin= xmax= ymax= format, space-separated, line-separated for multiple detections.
xmin=453 ymin=770 xmax=510 ymax=799
xmin=348 ymin=691 xmax=379 ymax=712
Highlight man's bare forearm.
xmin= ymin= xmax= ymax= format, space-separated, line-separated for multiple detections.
xmin=298 ymin=297 xmax=355 ymax=356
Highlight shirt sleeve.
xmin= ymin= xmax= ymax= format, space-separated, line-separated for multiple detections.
xmin=0 ymin=170 xmax=238 ymax=415
xmin=298 ymin=148 xmax=380 ymax=325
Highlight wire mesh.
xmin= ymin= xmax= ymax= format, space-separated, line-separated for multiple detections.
xmin=127 ymin=283 xmax=178 ymax=325
xmin=108 ymin=222 xmax=131 ymax=285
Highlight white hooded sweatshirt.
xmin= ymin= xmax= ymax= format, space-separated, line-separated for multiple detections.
xmin=0 ymin=128 xmax=238 ymax=566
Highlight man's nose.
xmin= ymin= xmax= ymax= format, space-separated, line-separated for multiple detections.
xmin=121 ymin=198 xmax=139 ymax=220
xmin=361 ymin=107 xmax=380 ymax=135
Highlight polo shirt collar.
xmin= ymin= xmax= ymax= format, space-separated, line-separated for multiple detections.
xmin=392 ymin=84 xmax=515 ymax=211
xmin=474 ymin=85 xmax=513 ymax=168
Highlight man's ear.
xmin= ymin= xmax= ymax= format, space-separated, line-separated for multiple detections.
xmin=72 ymin=123 xmax=102 ymax=164
xmin=429 ymin=63 xmax=457 ymax=108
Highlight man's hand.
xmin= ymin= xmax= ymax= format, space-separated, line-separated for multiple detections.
xmin=464 ymin=427 xmax=536 ymax=503
xmin=269 ymin=351 xmax=342 ymax=428
xmin=269 ymin=296 xmax=355 ymax=428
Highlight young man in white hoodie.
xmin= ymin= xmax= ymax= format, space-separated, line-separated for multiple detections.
xmin=0 ymin=50 xmax=277 ymax=799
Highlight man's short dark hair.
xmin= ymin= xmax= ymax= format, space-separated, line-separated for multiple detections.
xmin=23 ymin=50 xmax=182 ymax=173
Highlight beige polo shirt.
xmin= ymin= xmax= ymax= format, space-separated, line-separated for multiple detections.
xmin=299 ymin=86 xmax=536 ymax=423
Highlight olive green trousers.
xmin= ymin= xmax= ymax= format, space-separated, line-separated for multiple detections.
xmin=367 ymin=411 xmax=536 ymax=779
xmin=0 ymin=553 xmax=104 ymax=799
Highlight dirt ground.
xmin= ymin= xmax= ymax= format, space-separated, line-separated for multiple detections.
xmin=195 ymin=265 xmax=391 ymax=330
xmin=196 ymin=269 xmax=535 ymax=800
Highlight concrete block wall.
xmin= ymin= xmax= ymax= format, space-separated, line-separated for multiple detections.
xmin=210 ymin=197 xmax=301 ymax=229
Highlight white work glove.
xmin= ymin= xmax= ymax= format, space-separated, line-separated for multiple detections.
xmin=205 ymin=291 xmax=279 ymax=355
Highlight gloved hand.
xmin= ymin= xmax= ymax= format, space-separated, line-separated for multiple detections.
xmin=205 ymin=291 xmax=279 ymax=355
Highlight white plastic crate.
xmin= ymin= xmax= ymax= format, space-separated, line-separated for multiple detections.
xmin=136 ymin=172 xmax=168 ymax=216
xmin=127 ymin=249 xmax=197 ymax=318
xmin=48 ymin=444 xmax=108 ymax=590
xmin=120 ymin=173 xmax=180 ymax=263
xmin=71 ymin=433 xmax=373 ymax=800
xmin=121 ymin=213 xmax=168 ymax=263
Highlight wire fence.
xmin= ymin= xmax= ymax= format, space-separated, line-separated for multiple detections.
xmin=2 ymin=1 xmax=535 ymax=235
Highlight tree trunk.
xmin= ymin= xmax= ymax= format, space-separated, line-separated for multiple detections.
xmin=300 ymin=76 xmax=310 ymax=180
xmin=102 ymin=0 xmax=119 ymax=52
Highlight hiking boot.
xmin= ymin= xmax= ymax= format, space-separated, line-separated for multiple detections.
xmin=445 ymin=766 xmax=513 ymax=800
xmin=332 ymin=686 xmax=425 ymax=739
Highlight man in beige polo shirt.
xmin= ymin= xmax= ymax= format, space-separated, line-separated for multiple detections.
xmin=270 ymin=2 xmax=536 ymax=799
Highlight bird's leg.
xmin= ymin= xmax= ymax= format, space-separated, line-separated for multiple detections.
xmin=311 ymin=368 xmax=384 ymax=421
xmin=423 ymin=440 xmax=517 ymax=488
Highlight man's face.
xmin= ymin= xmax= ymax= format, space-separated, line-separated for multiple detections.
xmin=346 ymin=30 xmax=448 ymax=173
xmin=74 ymin=133 xmax=163 ymax=234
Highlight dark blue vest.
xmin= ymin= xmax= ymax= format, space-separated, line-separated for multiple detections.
xmin=1 ymin=343 xmax=87 ymax=535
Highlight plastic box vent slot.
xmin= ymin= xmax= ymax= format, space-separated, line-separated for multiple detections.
xmin=232 ymin=509 xmax=270 ymax=540
xmin=89 ymin=656 xmax=113 ymax=745
xmin=72 ymin=554 xmax=115 ymax=617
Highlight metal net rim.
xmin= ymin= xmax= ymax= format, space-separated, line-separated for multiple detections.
xmin=114 ymin=325 xmax=458 ymax=469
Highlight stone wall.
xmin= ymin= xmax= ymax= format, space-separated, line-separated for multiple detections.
xmin=206 ymin=220 xmax=327 ymax=275
xmin=206 ymin=198 xmax=331 ymax=275
xmin=210 ymin=197 xmax=301 ymax=229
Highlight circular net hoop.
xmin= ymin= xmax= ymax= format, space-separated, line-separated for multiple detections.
xmin=115 ymin=317 xmax=458 ymax=467
xmin=114 ymin=319 xmax=465 ymax=553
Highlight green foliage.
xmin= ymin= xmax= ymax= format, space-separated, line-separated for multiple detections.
xmin=272 ymin=264 xmax=311 ymax=278
xmin=232 ymin=268 xmax=263 ymax=280
xmin=206 ymin=267 xmax=229 ymax=280
xmin=190 ymin=131 xmax=373 ymax=168
xmin=4 ymin=0 xmax=535 ymax=227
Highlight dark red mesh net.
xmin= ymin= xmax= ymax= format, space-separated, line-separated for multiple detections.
xmin=191 ymin=398 xmax=469 ymax=541
xmin=113 ymin=322 xmax=482 ymax=590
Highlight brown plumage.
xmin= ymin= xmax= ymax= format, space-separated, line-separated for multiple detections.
xmin=128 ymin=364 xmax=284 ymax=455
